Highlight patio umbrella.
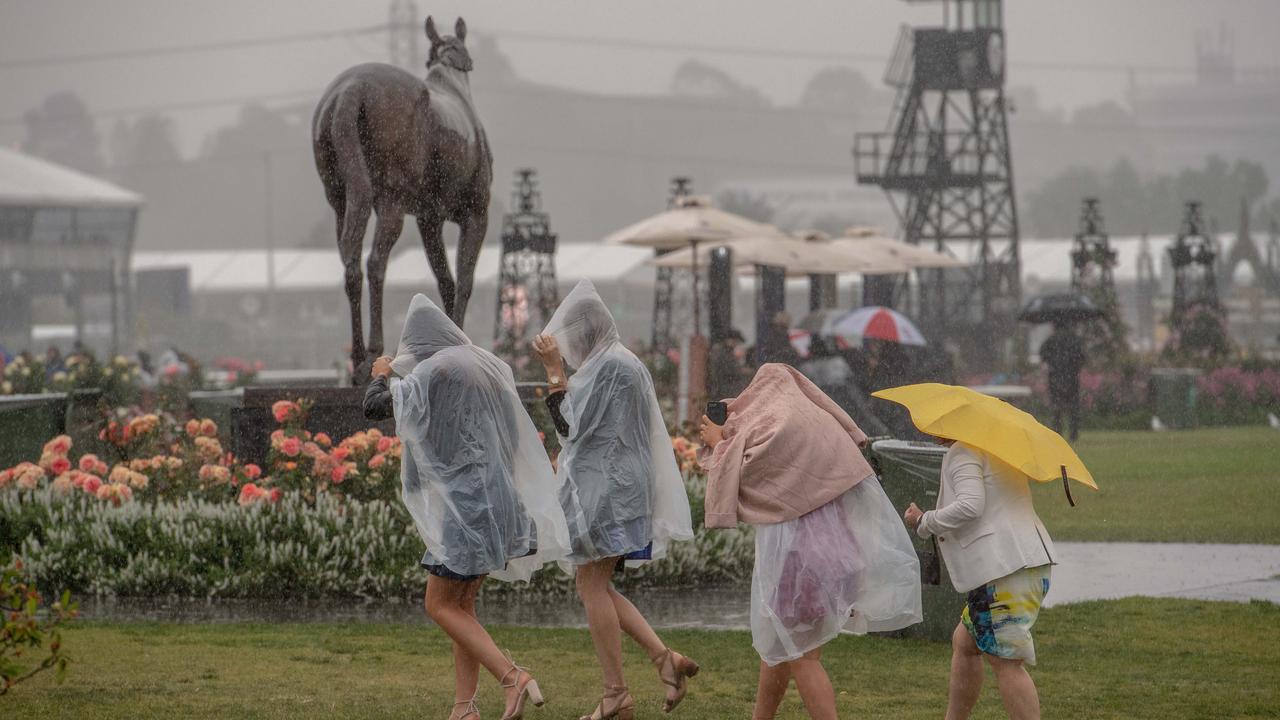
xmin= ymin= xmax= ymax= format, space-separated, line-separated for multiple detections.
xmin=607 ymin=196 xmax=781 ymax=334
xmin=832 ymin=306 xmax=927 ymax=346
xmin=871 ymin=383 xmax=1098 ymax=496
xmin=650 ymin=233 xmax=894 ymax=276
xmin=824 ymin=227 xmax=967 ymax=272
xmin=1018 ymin=293 xmax=1105 ymax=324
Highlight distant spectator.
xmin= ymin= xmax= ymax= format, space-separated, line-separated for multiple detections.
xmin=1039 ymin=322 xmax=1086 ymax=442
xmin=759 ymin=311 xmax=799 ymax=366
xmin=708 ymin=328 xmax=751 ymax=400
xmin=44 ymin=346 xmax=65 ymax=378
xmin=135 ymin=350 xmax=158 ymax=388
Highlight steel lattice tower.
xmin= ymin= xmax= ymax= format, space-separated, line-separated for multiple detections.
xmin=650 ymin=176 xmax=695 ymax=353
xmin=494 ymin=169 xmax=558 ymax=356
xmin=854 ymin=0 xmax=1020 ymax=368
xmin=1168 ymin=201 xmax=1221 ymax=326
xmin=1071 ymin=198 xmax=1127 ymax=359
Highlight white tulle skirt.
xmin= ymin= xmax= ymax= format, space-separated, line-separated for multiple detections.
xmin=750 ymin=476 xmax=922 ymax=666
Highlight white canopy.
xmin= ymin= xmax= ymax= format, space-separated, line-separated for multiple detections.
xmin=0 ymin=146 xmax=142 ymax=208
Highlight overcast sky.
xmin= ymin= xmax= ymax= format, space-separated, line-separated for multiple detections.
xmin=2 ymin=0 xmax=1279 ymax=157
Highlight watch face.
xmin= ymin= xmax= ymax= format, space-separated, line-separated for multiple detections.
xmin=987 ymin=33 xmax=1005 ymax=79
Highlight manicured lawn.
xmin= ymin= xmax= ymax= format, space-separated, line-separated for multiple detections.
xmin=6 ymin=598 xmax=1278 ymax=719
xmin=1033 ymin=427 xmax=1280 ymax=544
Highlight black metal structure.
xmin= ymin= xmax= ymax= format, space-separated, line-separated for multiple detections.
xmin=708 ymin=246 xmax=734 ymax=342
xmin=854 ymin=0 xmax=1020 ymax=367
xmin=650 ymin=176 xmax=695 ymax=352
xmin=494 ymin=169 xmax=558 ymax=355
xmin=1070 ymin=198 xmax=1126 ymax=357
xmin=1168 ymin=201 xmax=1221 ymax=326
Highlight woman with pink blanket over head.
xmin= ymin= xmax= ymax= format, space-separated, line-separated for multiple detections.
xmin=699 ymin=364 xmax=921 ymax=720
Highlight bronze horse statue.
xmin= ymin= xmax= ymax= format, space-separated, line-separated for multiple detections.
xmin=313 ymin=16 xmax=491 ymax=380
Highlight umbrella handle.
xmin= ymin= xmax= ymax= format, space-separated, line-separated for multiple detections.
xmin=1061 ymin=464 xmax=1076 ymax=508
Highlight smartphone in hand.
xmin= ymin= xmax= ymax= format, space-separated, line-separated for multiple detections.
xmin=705 ymin=401 xmax=729 ymax=426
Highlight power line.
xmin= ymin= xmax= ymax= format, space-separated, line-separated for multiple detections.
xmin=0 ymin=24 xmax=388 ymax=70
xmin=3 ymin=20 xmax=1275 ymax=79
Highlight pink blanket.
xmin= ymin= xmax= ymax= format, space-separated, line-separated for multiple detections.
xmin=700 ymin=364 xmax=874 ymax=528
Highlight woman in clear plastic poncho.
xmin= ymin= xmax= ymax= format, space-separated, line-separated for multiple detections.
xmin=364 ymin=294 xmax=568 ymax=720
xmin=531 ymin=280 xmax=697 ymax=720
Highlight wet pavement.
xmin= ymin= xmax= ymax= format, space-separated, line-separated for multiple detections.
xmin=77 ymin=542 xmax=1280 ymax=628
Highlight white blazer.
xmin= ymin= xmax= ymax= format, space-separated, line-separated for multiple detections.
xmin=917 ymin=443 xmax=1056 ymax=593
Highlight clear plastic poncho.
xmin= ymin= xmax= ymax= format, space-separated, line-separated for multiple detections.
xmin=390 ymin=294 xmax=569 ymax=582
xmin=542 ymin=280 xmax=694 ymax=567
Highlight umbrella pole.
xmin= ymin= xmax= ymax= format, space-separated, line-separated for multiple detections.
xmin=1061 ymin=465 xmax=1076 ymax=507
xmin=691 ymin=239 xmax=701 ymax=336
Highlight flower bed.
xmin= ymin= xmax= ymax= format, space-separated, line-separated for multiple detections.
xmin=1 ymin=405 xmax=750 ymax=600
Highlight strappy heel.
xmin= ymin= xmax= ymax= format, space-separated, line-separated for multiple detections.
xmin=449 ymin=696 xmax=481 ymax=720
xmin=654 ymin=648 xmax=700 ymax=713
xmin=499 ymin=653 xmax=544 ymax=720
xmin=580 ymin=684 xmax=634 ymax=720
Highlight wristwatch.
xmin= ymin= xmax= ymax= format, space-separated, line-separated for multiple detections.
xmin=548 ymin=374 xmax=564 ymax=388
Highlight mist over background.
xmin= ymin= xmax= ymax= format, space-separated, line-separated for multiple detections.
xmin=4 ymin=0 xmax=1280 ymax=362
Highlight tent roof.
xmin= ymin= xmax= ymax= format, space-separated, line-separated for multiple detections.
xmin=0 ymin=146 xmax=143 ymax=209
xmin=131 ymin=244 xmax=655 ymax=293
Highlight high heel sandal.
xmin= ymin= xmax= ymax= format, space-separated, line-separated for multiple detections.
xmin=579 ymin=684 xmax=634 ymax=720
xmin=654 ymin=648 xmax=700 ymax=713
xmin=499 ymin=653 xmax=545 ymax=720
xmin=449 ymin=696 xmax=481 ymax=720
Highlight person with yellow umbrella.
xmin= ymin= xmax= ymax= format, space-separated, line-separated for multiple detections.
xmin=872 ymin=383 xmax=1097 ymax=720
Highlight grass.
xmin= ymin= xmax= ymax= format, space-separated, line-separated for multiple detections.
xmin=1032 ymin=426 xmax=1280 ymax=544
xmin=6 ymin=598 xmax=1279 ymax=719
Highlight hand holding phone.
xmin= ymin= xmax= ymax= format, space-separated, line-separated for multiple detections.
xmin=705 ymin=401 xmax=728 ymax=426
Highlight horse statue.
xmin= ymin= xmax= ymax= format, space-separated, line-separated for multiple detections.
xmin=312 ymin=15 xmax=492 ymax=381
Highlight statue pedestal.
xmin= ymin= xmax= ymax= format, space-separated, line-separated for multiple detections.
xmin=230 ymin=387 xmax=393 ymax=467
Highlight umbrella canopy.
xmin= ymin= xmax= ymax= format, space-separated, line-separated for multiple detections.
xmin=871 ymin=383 xmax=1097 ymax=489
xmin=826 ymin=231 xmax=967 ymax=271
xmin=603 ymin=195 xmax=778 ymax=250
xmin=650 ymin=234 xmax=893 ymax=275
xmin=1019 ymin=293 xmax=1105 ymax=324
xmin=832 ymin=306 xmax=927 ymax=346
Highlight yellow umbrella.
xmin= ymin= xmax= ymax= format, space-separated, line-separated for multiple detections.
xmin=871 ymin=383 xmax=1097 ymax=494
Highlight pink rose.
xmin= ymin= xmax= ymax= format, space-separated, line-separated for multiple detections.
xmin=200 ymin=419 xmax=218 ymax=437
xmin=376 ymin=436 xmax=394 ymax=453
xmin=271 ymin=400 xmax=298 ymax=424
xmin=280 ymin=437 xmax=302 ymax=457
xmin=50 ymin=456 xmax=71 ymax=475
xmin=331 ymin=447 xmax=351 ymax=462
xmin=43 ymin=435 xmax=72 ymax=456
xmin=82 ymin=475 xmax=103 ymax=495
xmin=79 ymin=454 xmax=101 ymax=473
xmin=51 ymin=473 xmax=74 ymax=494
xmin=329 ymin=465 xmax=348 ymax=484
xmin=185 ymin=419 xmax=201 ymax=437
xmin=0 ymin=468 xmax=12 ymax=487
xmin=243 ymin=463 xmax=262 ymax=480
xmin=269 ymin=488 xmax=282 ymax=503
xmin=314 ymin=432 xmax=332 ymax=448
xmin=238 ymin=483 xmax=261 ymax=506
xmin=368 ymin=453 xmax=386 ymax=470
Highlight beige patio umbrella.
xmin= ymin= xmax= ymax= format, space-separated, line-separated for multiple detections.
xmin=828 ymin=226 xmax=967 ymax=271
xmin=651 ymin=234 xmax=905 ymax=276
xmin=606 ymin=195 xmax=784 ymax=333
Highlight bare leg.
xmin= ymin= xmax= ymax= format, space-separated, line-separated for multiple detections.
xmin=988 ymin=656 xmax=1040 ymax=720
xmin=789 ymin=648 xmax=837 ymax=720
xmin=753 ymin=660 xmax=791 ymax=720
xmin=577 ymin=558 xmax=626 ymax=688
xmin=416 ymin=214 xmax=456 ymax=318
xmin=424 ymin=576 xmax=532 ymax=713
xmin=946 ymin=623 xmax=984 ymax=720
xmin=365 ymin=203 xmax=405 ymax=360
xmin=450 ymin=579 xmax=482 ymax=708
xmin=608 ymin=587 xmax=666 ymax=660
xmin=452 ymin=211 xmax=488 ymax=327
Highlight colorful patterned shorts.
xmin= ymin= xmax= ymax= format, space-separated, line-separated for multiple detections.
xmin=961 ymin=564 xmax=1052 ymax=665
